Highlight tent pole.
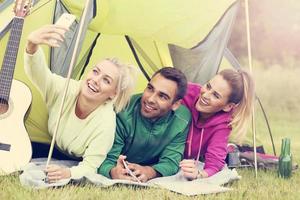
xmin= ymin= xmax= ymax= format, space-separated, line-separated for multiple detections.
xmin=46 ymin=0 xmax=92 ymax=169
xmin=244 ymin=0 xmax=258 ymax=178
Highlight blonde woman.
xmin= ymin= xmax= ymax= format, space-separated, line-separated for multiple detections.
xmin=24 ymin=25 xmax=136 ymax=182
xmin=179 ymin=69 xmax=255 ymax=179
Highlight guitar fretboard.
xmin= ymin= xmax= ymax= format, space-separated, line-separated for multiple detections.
xmin=0 ymin=17 xmax=24 ymax=103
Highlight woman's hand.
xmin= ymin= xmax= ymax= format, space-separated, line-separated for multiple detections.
xmin=45 ymin=164 xmax=71 ymax=183
xmin=179 ymin=159 xmax=198 ymax=180
xmin=26 ymin=24 xmax=68 ymax=54
xmin=179 ymin=159 xmax=208 ymax=180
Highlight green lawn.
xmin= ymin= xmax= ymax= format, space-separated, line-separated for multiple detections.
xmin=0 ymin=166 xmax=299 ymax=200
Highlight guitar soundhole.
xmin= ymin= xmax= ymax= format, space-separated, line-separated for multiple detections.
xmin=0 ymin=98 xmax=9 ymax=115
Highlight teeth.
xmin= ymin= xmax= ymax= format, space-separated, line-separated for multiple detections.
xmin=145 ymin=103 xmax=155 ymax=111
xmin=200 ymin=97 xmax=208 ymax=105
xmin=88 ymin=82 xmax=98 ymax=93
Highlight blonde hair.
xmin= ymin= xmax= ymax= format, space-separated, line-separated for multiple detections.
xmin=219 ymin=69 xmax=255 ymax=143
xmin=105 ymin=58 xmax=137 ymax=113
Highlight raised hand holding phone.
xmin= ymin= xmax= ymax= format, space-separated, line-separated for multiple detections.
xmin=26 ymin=13 xmax=76 ymax=54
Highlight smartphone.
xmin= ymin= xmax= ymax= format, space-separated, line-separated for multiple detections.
xmin=122 ymin=160 xmax=141 ymax=183
xmin=55 ymin=13 xmax=76 ymax=28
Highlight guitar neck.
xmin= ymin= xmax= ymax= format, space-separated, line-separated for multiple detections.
xmin=0 ymin=17 xmax=24 ymax=102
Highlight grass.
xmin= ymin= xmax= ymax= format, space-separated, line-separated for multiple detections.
xmin=1 ymin=66 xmax=299 ymax=199
xmin=1 ymin=169 xmax=300 ymax=200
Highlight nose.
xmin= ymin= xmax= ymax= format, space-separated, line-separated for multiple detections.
xmin=202 ymin=90 xmax=212 ymax=100
xmin=93 ymin=75 xmax=102 ymax=85
xmin=147 ymin=93 xmax=156 ymax=103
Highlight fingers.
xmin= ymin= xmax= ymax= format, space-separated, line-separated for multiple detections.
xmin=113 ymin=160 xmax=149 ymax=183
xmin=45 ymin=165 xmax=62 ymax=183
xmin=119 ymin=155 xmax=127 ymax=160
xmin=47 ymin=171 xmax=63 ymax=183
xmin=110 ymin=163 xmax=128 ymax=179
xmin=179 ymin=159 xmax=198 ymax=180
xmin=127 ymin=163 xmax=138 ymax=171
xmin=132 ymin=169 xmax=141 ymax=177
xmin=179 ymin=159 xmax=197 ymax=168
xmin=27 ymin=24 xmax=68 ymax=48
xmin=182 ymin=171 xmax=197 ymax=180
xmin=44 ymin=165 xmax=71 ymax=183
xmin=45 ymin=164 xmax=60 ymax=172
xmin=137 ymin=173 xmax=148 ymax=183
xmin=39 ymin=28 xmax=66 ymax=47
xmin=116 ymin=155 xmax=127 ymax=167
xmin=111 ymin=167 xmax=134 ymax=181
xmin=126 ymin=164 xmax=148 ymax=183
xmin=120 ymin=174 xmax=135 ymax=182
xmin=180 ymin=159 xmax=196 ymax=165
xmin=181 ymin=166 xmax=197 ymax=173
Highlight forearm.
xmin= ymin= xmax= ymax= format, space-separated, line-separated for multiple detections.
xmin=152 ymin=160 xmax=180 ymax=177
xmin=70 ymin=160 xmax=96 ymax=179
xmin=203 ymin=161 xmax=225 ymax=177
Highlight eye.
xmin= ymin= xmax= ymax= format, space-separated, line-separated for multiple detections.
xmin=159 ymin=93 xmax=169 ymax=101
xmin=206 ymin=83 xmax=212 ymax=90
xmin=103 ymin=77 xmax=111 ymax=85
xmin=213 ymin=92 xmax=221 ymax=99
xmin=146 ymin=84 xmax=153 ymax=91
xmin=93 ymin=68 xmax=98 ymax=75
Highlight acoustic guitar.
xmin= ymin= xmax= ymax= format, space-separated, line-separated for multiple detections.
xmin=0 ymin=0 xmax=32 ymax=175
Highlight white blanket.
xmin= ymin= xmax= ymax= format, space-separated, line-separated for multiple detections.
xmin=20 ymin=159 xmax=240 ymax=196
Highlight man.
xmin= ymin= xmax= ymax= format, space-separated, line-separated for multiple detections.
xmin=98 ymin=67 xmax=191 ymax=182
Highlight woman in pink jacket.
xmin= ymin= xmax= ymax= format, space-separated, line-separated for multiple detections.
xmin=179 ymin=69 xmax=255 ymax=179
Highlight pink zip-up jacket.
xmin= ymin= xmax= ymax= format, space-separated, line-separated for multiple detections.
xmin=182 ymin=82 xmax=232 ymax=177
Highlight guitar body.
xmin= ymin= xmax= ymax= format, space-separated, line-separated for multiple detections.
xmin=0 ymin=0 xmax=33 ymax=175
xmin=0 ymin=80 xmax=32 ymax=175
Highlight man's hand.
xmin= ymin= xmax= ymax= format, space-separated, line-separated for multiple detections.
xmin=45 ymin=164 xmax=71 ymax=183
xmin=179 ymin=159 xmax=208 ymax=180
xmin=110 ymin=155 xmax=133 ymax=180
xmin=127 ymin=163 xmax=159 ymax=183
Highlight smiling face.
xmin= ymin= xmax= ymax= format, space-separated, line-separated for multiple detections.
xmin=80 ymin=60 xmax=120 ymax=106
xmin=195 ymin=74 xmax=235 ymax=119
xmin=140 ymin=73 xmax=181 ymax=120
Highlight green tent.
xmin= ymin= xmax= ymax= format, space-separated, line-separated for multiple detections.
xmin=0 ymin=0 xmax=240 ymax=144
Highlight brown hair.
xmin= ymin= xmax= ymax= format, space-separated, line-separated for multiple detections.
xmin=219 ymin=69 xmax=255 ymax=143
xmin=152 ymin=67 xmax=187 ymax=102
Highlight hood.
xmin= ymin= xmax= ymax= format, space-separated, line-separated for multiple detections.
xmin=193 ymin=109 xmax=232 ymax=129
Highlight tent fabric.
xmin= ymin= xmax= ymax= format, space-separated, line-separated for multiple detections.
xmin=0 ymin=0 xmax=14 ymax=13
xmin=0 ymin=0 xmax=238 ymax=143
xmin=51 ymin=0 xmax=95 ymax=77
xmin=0 ymin=1 xmax=14 ymax=34
xmin=61 ymin=0 xmax=237 ymax=48
xmin=169 ymin=2 xmax=239 ymax=85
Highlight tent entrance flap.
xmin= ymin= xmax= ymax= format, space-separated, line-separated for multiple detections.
xmin=169 ymin=2 xmax=239 ymax=85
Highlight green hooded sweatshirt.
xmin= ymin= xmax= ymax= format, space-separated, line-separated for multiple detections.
xmin=98 ymin=94 xmax=191 ymax=178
